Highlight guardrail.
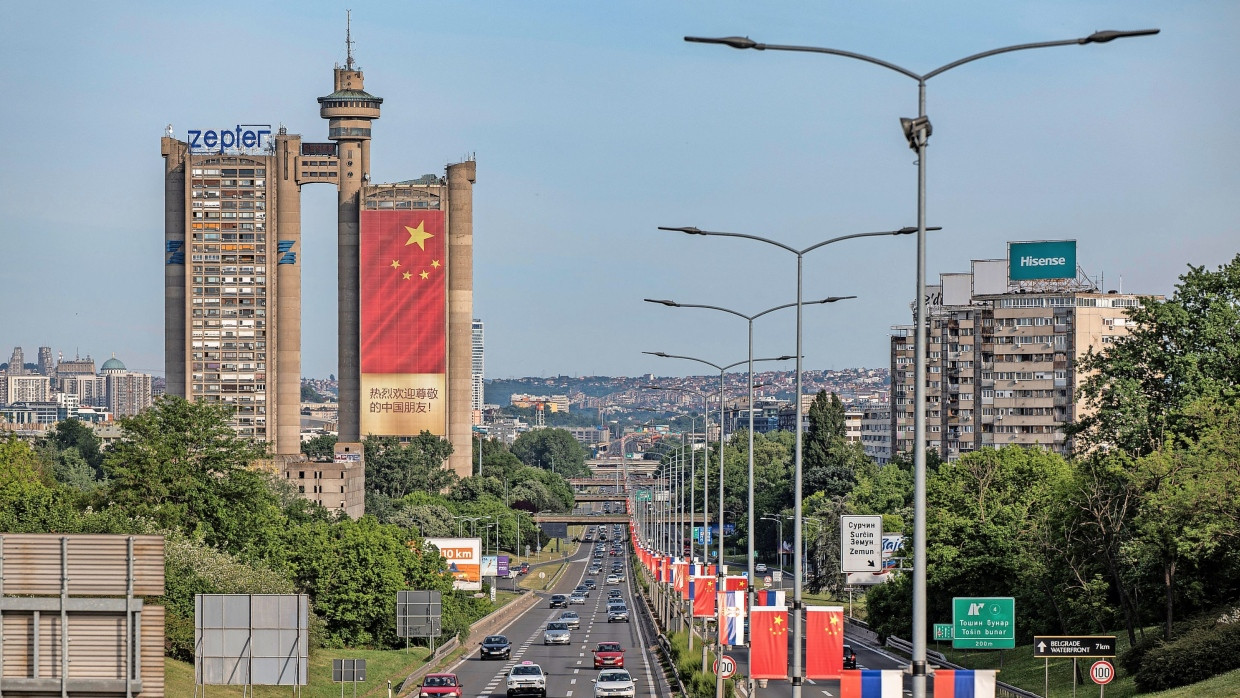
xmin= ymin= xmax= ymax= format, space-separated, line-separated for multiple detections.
xmin=884 ymin=636 xmax=1041 ymax=698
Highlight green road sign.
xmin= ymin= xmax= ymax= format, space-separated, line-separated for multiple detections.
xmin=933 ymin=624 xmax=953 ymax=641
xmin=952 ymin=597 xmax=1015 ymax=649
xmin=635 ymin=489 xmax=652 ymax=502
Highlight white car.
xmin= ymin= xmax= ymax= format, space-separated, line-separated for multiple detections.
xmin=593 ymin=669 xmax=636 ymax=698
xmin=559 ymin=611 xmax=581 ymax=629
xmin=605 ymin=574 xmax=620 ymax=585
xmin=544 ymin=621 xmax=572 ymax=645
xmin=755 ymin=563 xmax=768 ymax=574
xmin=507 ymin=662 xmax=547 ymax=698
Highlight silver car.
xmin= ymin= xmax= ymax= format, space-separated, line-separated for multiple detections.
xmin=607 ymin=605 xmax=629 ymax=623
xmin=593 ymin=670 xmax=636 ymax=698
xmin=558 ymin=611 xmax=581 ymax=629
xmin=543 ymin=621 xmax=572 ymax=645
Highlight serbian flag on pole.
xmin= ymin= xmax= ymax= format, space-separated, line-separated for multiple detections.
xmin=840 ymin=670 xmax=902 ymax=698
xmin=664 ymin=556 xmax=675 ymax=584
xmin=755 ymin=590 xmax=786 ymax=607
xmin=718 ymin=590 xmax=746 ymax=646
xmin=692 ymin=577 xmax=717 ymax=617
xmin=805 ymin=606 xmax=845 ymax=679
xmin=725 ymin=575 xmax=749 ymax=591
xmin=933 ymin=670 xmax=998 ymax=698
xmin=655 ymin=557 xmax=665 ymax=583
xmin=749 ymin=606 xmax=789 ymax=680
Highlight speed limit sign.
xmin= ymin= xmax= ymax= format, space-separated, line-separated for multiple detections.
xmin=713 ymin=655 xmax=737 ymax=679
xmin=1090 ymin=660 xmax=1115 ymax=685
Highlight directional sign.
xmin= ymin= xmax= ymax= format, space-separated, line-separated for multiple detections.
xmin=933 ymin=624 xmax=953 ymax=641
xmin=1090 ymin=660 xmax=1115 ymax=685
xmin=636 ymin=489 xmax=652 ymax=502
xmin=952 ymin=597 xmax=1015 ymax=649
xmin=714 ymin=655 xmax=737 ymax=679
xmin=840 ymin=515 xmax=883 ymax=573
xmin=1033 ymin=635 xmax=1117 ymax=658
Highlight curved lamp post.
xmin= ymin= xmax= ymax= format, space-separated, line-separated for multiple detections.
xmin=682 ymin=27 xmax=1159 ymax=697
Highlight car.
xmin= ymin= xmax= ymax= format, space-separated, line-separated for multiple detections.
xmin=558 ymin=611 xmax=581 ymax=629
xmin=605 ymin=574 xmax=620 ymax=585
xmin=519 ymin=563 xmax=531 ymax=575
xmin=755 ymin=563 xmax=768 ymax=574
xmin=507 ymin=662 xmax=547 ymax=698
xmin=419 ymin=674 xmax=463 ymax=698
xmin=607 ymin=588 xmax=623 ymax=598
xmin=593 ymin=641 xmax=625 ymax=669
xmin=584 ymin=578 xmax=597 ymax=590
xmin=480 ymin=635 xmax=512 ymax=660
xmin=574 ymin=585 xmax=591 ymax=597
xmin=570 ymin=592 xmax=587 ymax=605
xmin=611 ymin=571 xmax=626 ymax=583
xmin=592 ymin=669 xmax=636 ymax=698
xmin=544 ymin=621 xmax=572 ymax=645
xmin=843 ymin=643 xmax=857 ymax=670
xmin=550 ymin=594 xmax=568 ymax=609
xmin=607 ymin=605 xmax=630 ymax=623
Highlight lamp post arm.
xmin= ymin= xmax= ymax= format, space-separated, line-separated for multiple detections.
xmin=799 ymin=228 xmax=930 ymax=256
xmin=658 ymin=226 xmax=800 ymax=255
xmin=752 ymin=42 xmax=924 ymax=81
xmin=924 ymin=36 xmax=1117 ymax=81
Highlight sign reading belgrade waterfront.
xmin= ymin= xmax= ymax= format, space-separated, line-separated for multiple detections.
xmin=952 ymin=597 xmax=1016 ymax=649
xmin=187 ymin=124 xmax=272 ymax=154
xmin=1033 ymin=635 xmax=1117 ymax=658
xmin=1008 ymin=240 xmax=1077 ymax=281
xmin=839 ymin=515 xmax=883 ymax=573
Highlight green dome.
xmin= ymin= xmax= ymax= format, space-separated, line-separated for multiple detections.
xmin=101 ymin=357 xmax=126 ymax=371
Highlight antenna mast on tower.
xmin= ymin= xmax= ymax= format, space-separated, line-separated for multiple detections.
xmin=345 ymin=9 xmax=355 ymax=70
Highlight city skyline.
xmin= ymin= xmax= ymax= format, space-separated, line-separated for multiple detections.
xmin=1 ymin=1 xmax=1235 ymax=380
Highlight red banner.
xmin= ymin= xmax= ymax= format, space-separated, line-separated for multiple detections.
xmin=673 ymin=563 xmax=688 ymax=597
xmin=359 ymin=209 xmax=447 ymax=436
xmin=806 ymin=606 xmax=845 ymax=679
xmin=725 ymin=576 xmax=748 ymax=591
xmin=750 ymin=607 xmax=789 ymax=680
xmin=692 ymin=577 xmax=717 ymax=617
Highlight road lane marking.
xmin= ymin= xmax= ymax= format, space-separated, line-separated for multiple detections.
xmin=571 ymin=679 xmax=577 ymax=685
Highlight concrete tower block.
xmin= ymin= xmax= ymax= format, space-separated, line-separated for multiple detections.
xmin=447 ymin=160 xmax=476 ymax=480
xmin=161 ymin=137 xmax=189 ymax=397
xmin=274 ymin=134 xmax=303 ymax=455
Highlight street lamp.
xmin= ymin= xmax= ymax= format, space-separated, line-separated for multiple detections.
xmin=646 ymin=294 xmax=855 ymax=648
xmin=645 ymin=351 xmax=794 ymax=698
xmin=683 ymin=27 xmax=1159 ymax=698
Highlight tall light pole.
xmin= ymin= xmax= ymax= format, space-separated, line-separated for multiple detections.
xmin=646 ymin=294 xmax=855 ymax=658
xmin=683 ymin=27 xmax=1159 ymax=698
xmin=658 ymin=225 xmax=922 ymax=696
xmin=645 ymin=351 xmax=794 ymax=698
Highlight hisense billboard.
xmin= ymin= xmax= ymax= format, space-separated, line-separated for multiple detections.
xmin=1008 ymin=240 xmax=1077 ymax=281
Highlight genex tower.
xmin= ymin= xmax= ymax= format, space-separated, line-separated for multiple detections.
xmin=163 ymin=27 xmax=476 ymax=517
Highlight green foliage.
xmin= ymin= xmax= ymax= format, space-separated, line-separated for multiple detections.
xmin=43 ymin=418 xmax=105 ymax=473
xmin=1134 ymin=611 xmax=1240 ymax=691
xmin=803 ymin=391 xmax=868 ymax=498
xmin=363 ymin=432 xmax=457 ymax=499
xmin=864 ymin=571 xmax=912 ymax=643
xmin=301 ymin=433 xmax=337 ymax=460
xmin=511 ymin=428 xmax=589 ymax=477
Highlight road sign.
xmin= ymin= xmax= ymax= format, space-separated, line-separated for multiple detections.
xmin=772 ymin=570 xmax=783 ymax=583
xmin=840 ymin=515 xmax=883 ymax=573
xmin=952 ymin=597 xmax=1015 ymax=649
xmin=1090 ymin=660 xmax=1115 ymax=685
xmin=1033 ymin=635 xmax=1117 ymax=658
xmin=714 ymin=655 xmax=737 ymax=679
xmin=636 ymin=489 xmax=652 ymax=502
xmin=933 ymin=624 xmax=953 ymax=641
xmin=763 ymin=576 xmax=773 ymax=588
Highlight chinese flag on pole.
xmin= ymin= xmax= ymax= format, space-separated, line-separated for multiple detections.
xmin=725 ymin=576 xmax=749 ymax=591
xmin=806 ymin=606 xmax=846 ymax=679
xmin=692 ymin=577 xmax=717 ymax=617
xmin=750 ymin=606 xmax=789 ymax=680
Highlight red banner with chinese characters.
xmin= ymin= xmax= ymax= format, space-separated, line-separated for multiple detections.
xmin=359 ymin=209 xmax=447 ymax=436
xmin=806 ymin=606 xmax=845 ymax=679
xmin=750 ymin=607 xmax=790 ymax=680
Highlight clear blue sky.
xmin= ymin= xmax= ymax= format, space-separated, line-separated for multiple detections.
xmin=1 ymin=1 xmax=1235 ymax=379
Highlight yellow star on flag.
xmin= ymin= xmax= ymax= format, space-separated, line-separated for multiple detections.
xmin=431 ymin=259 xmax=441 ymax=268
xmin=420 ymin=270 xmax=430 ymax=280
xmin=405 ymin=222 xmax=434 ymax=250
xmin=402 ymin=271 xmax=412 ymax=280
xmin=773 ymin=615 xmax=783 ymax=625
xmin=390 ymin=259 xmax=401 ymax=270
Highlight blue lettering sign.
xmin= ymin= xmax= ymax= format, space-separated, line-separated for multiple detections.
xmin=187 ymin=124 xmax=273 ymax=154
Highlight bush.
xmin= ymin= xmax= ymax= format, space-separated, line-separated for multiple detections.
xmin=1134 ymin=613 xmax=1240 ymax=691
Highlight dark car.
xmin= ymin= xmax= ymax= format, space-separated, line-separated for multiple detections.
xmin=843 ymin=644 xmax=857 ymax=670
xmin=550 ymin=594 xmax=568 ymax=608
xmin=481 ymin=635 xmax=512 ymax=660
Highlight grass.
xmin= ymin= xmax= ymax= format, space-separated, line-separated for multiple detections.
xmin=1144 ymin=667 xmax=1240 ymax=696
xmin=167 ymin=646 xmax=431 ymax=697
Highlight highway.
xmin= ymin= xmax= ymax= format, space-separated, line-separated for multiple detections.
xmin=442 ymin=526 xmax=672 ymax=698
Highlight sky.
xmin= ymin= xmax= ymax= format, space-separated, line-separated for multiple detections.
xmin=0 ymin=1 xmax=1235 ymax=380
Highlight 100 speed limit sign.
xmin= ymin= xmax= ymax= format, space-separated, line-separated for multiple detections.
xmin=713 ymin=655 xmax=737 ymax=679
xmin=1090 ymin=660 xmax=1115 ymax=685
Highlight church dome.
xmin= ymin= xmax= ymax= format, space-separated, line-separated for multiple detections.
xmin=101 ymin=356 xmax=126 ymax=372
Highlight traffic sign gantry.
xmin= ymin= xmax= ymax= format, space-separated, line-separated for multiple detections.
xmin=952 ymin=597 xmax=1015 ymax=649
xmin=1090 ymin=660 xmax=1115 ymax=685
xmin=714 ymin=655 xmax=737 ymax=679
xmin=1033 ymin=635 xmax=1116 ymax=658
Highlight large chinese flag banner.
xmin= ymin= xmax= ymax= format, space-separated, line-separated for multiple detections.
xmin=750 ymin=607 xmax=789 ymax=680
xmin=359 ymin=210 xmax=447 ymax=436
xmin=692 ymin=577 xmax=717 ymax=617
xmin=806 ymin=606 xmax=845 ymax=679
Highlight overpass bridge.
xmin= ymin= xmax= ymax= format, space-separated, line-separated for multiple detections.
xmin=534 ymin=513 xmax=717 ymax=525
xmin=574 ymin=494 xmax=628 ymax=502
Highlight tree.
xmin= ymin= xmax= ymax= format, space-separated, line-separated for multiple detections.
xmin=363 ymin=432 xmax=457 ymax=499
xmin=301 ymin=433 xmax=337 ymax=461
xmin=44 ymin=418 xmax=104 ymax=473
xmin=1070 ymin=254 xmax=1240 ymax=456
xmin=803 ymin=391 xmax=868 ymax=498
xmin=511 ymin=428 xmax=588 ymax=477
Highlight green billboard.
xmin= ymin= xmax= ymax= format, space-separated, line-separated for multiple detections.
xmin=952 ymin=597 xmax=1015 ymax=649
xmin=1008 ymin=240 xmax=1076 ymax=281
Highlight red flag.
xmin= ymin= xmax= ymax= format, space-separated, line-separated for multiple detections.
xmin=750 ymin=607 xmax=789 ymax=680
xmin=673 ymin=563 xmax=688 ymax=596
xmin=806 ymin=606 xmax=845 ymax=679
xmin=725 ymin=576 xmax=749 ymax=591
xmin=692 ymin=577 xmax=717 ymax=617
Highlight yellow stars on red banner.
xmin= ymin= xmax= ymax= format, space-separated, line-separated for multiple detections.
xmin=827 ymin=614 xmax=842 ymax=635
xmin=405 ymin=221 xmax=434 ymax=250
xmin=431 ymin=259 xmax=441 ymax=268
xmin=419 ymin=270 xmax=429 ymax=280
xmin=388 ymin=221 xmax=440 ymax=281
xmin=771 ymin=613 xmax=787 ymax=636
xmin=402 ymin=271 xmax=412 ymax=280
xmin=391 ymin=259 xmax=402 ymax=270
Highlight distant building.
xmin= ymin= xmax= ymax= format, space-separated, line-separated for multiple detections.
xmin=101 ymin=356 xmax=153 ymax=418
xmin=566 ymin=427 xmax=608 ymax=446
xmin=56 ymin=355 xmax=98 ymax=377
xmin=472 ymin=319 xmax=484 ymax=424
xmin=2 ymin=374 xmax=50 ymax=404
xmin=859 ymin=403 xmax=892 ymax=464
xmin=6 ymin=347 xmax=25 ymax=375
xmin=37 ymin=347 xmax=53 ymax=376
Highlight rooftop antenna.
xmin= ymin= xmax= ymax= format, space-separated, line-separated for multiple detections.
xmin=345 ymin=9 xmax=355 ymax=71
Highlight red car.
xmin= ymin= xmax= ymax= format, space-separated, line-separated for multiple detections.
xmin=593 ymin=641 xmax=625 ymax=669
xmin=420 ymin=673 xmax=463 ymax=698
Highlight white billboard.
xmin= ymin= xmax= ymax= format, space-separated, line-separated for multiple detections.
xmin=840 ymin=515 xmax=883 ymax=573
xmin=426 ymin=537 xmax=482 ymax=591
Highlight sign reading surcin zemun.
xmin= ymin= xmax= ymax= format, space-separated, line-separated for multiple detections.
xmin=1007 ymin=240 xmax=1077 ymax=281
xmin=840 ymin=515 xmax=882 ymax=573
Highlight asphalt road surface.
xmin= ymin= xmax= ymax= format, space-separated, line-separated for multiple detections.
xmin=443 ymin=528 xmax=671 ymax=698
